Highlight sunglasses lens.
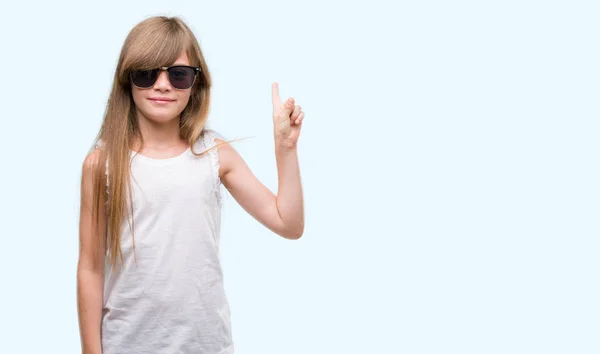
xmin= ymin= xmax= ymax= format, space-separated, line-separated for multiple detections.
xmin=168 ymin=66 xmax=196 ymax=89
xmin=131 ymin=69 xmax=158 ymax=88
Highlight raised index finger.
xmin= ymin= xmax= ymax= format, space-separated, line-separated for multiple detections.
xmin=272 ymin=82 xmax=281 ymax=110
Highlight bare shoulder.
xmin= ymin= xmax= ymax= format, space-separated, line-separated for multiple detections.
xmin=81 ymin=148 xmax=107 ymax=187
xmin=214 ymin=138 xmax=234 ymax=151
xmin=83 ymin=148 xmax=104 ymax=173
xmin=214 ymin=138 xmax=245 ymax=178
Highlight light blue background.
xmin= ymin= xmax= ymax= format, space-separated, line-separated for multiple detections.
xmin=0 ymin=1 xmax=598 ymax=353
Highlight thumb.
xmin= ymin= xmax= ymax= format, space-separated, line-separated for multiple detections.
xmin=280 ymin=97 xmax=295 ymax=117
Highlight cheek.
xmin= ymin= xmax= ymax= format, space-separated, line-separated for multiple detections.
xmin=177 ymin=92 xmax=192 ymax=111
xmin=131 ymin=89 xmax=145 ymax=108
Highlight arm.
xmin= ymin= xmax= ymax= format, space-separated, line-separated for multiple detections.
xmin=77 ymin=150 xmax=107 ymax=354
xmin=217 ymin=82 xmax=306 ymax=239
xmin=217 ymin=138 xmax=304 ymax=239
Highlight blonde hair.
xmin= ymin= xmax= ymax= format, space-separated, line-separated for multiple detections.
xmin=89 ymin=16 xmax=216 ymax=269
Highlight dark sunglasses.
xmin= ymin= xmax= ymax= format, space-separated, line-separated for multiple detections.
xmin=130 ymin=65 xmax=201 ymax=90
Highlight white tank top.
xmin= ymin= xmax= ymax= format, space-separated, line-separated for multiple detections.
xmin=97 ymin=129 xmax=234 ymax=354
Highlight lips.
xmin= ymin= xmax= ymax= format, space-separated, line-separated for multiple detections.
xmin=148 ymin=97 xmax=175 ymax=102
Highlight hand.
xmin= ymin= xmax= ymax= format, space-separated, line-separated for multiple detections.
xmin=272 ymin=82 xmax=304 ymax=147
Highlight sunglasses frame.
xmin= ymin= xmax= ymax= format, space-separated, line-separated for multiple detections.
xmin=130 ymin=65 xmax=201 ymax=90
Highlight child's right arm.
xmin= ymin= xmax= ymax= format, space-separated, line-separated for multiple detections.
xmin=77 ymin=150 xmax=107 ymax=354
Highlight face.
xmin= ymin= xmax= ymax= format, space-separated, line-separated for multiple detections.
xmin=130 ymin=51 xmax=195 ymax=124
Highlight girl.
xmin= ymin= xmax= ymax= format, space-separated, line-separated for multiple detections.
xmin=77 ymin=16 xmax=305 ymax=354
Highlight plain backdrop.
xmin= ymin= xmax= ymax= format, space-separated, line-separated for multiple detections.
xmin=0 ymin=1 xmax=598 ymax=353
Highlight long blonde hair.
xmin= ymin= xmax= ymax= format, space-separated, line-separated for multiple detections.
xmin=90 ymin=16 xmax=215 ymax=269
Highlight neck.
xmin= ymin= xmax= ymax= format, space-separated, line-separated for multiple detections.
xmin=134 ymin=112 xmax=185 ymax=150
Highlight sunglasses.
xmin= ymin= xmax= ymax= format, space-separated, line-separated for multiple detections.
xmin=130 ymin=65 xmax=201 ymax=90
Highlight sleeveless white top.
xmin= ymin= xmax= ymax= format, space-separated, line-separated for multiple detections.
xmin=97 ymin=130 xmax=234 ymax=354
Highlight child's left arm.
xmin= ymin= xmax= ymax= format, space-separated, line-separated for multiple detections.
xmin=217 ymin=82 xmax=305 ymax=239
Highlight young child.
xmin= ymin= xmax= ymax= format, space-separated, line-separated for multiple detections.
xmin=77 ymin=16 xmax=305 ymax=354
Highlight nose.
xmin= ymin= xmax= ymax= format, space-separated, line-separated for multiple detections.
xmin=153 ymin=70 xmax=172 ymax=91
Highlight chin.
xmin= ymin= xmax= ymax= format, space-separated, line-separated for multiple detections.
xmin=139 ymin=108 xmax=183 ymax=124
xmin=147 ymin=113 xmax=181 ymax=124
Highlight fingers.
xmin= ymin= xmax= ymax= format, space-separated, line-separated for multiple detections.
xmin=272 ymin=82 xmax=304 ymax=126
xmin=271 ymin=82 xmax=281 ymax=110
xmin=291 ymin=104 xmax=304 ymax=125
xmin=291 ymin=104 xmax=302 ymax=120
xmin=281 ymin=97 xmax=295 ymax=117
xmin=294 ymin=112 xmax=305 ymax=125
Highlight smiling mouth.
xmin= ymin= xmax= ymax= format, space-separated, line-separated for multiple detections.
xmin=148 ymin=98 xmax=175 ymax=103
